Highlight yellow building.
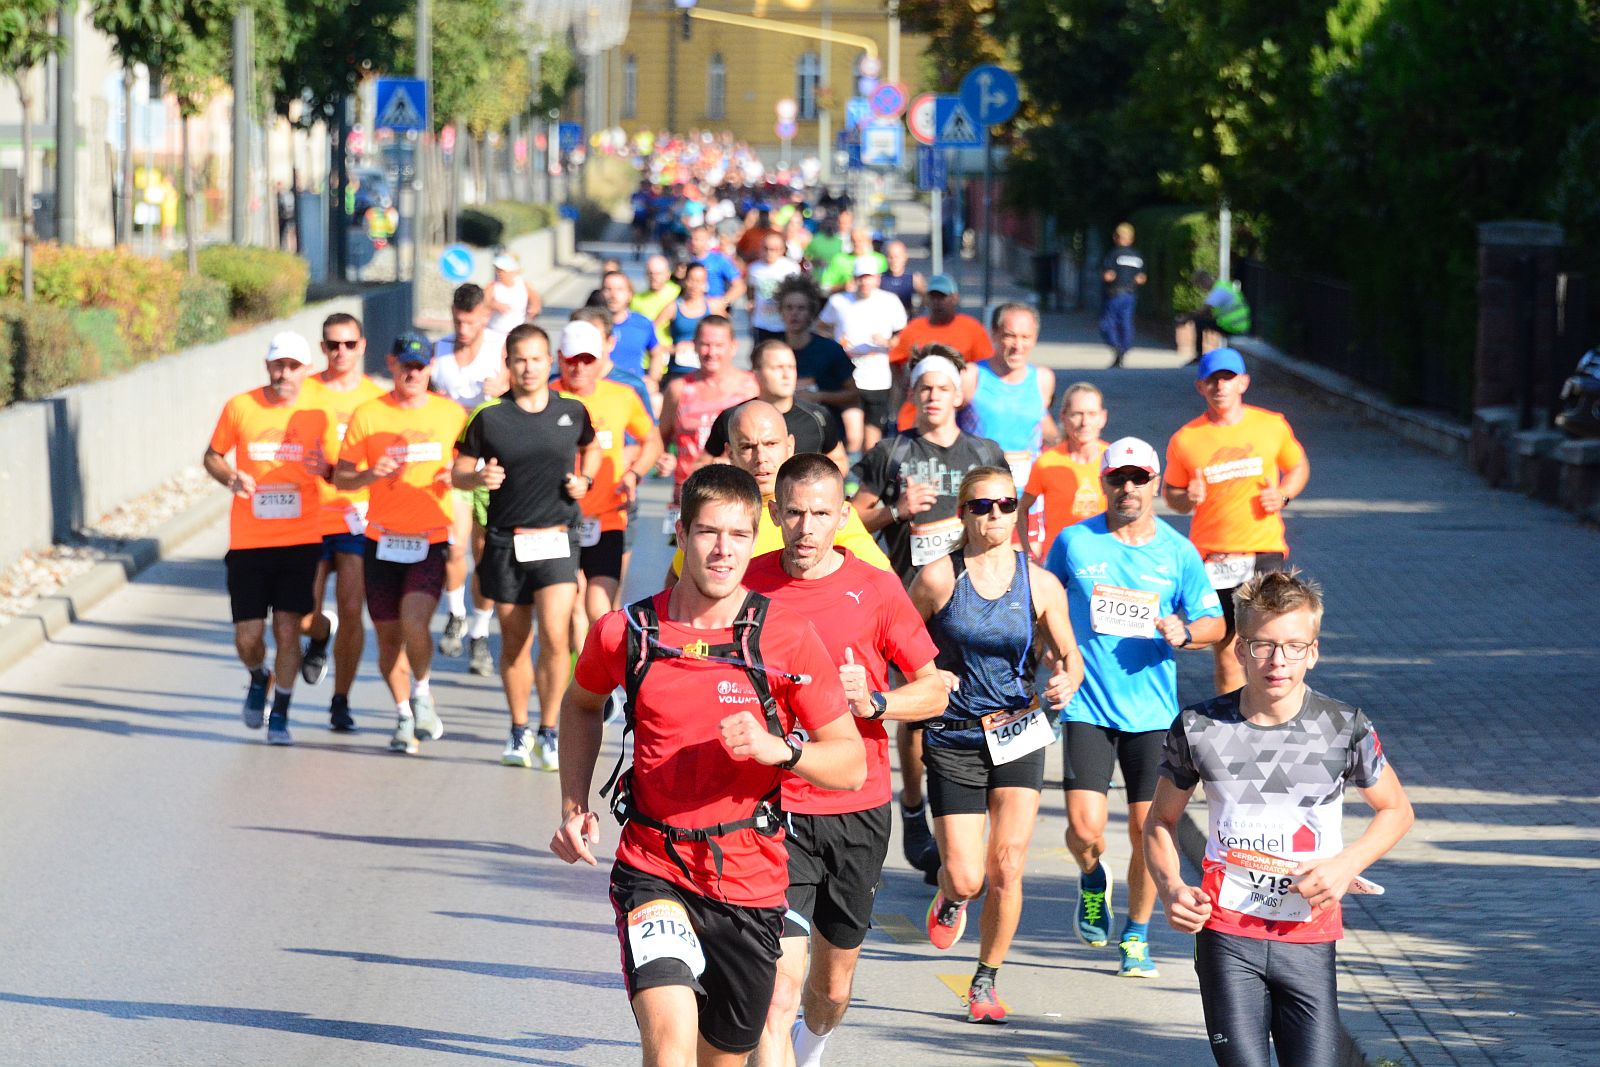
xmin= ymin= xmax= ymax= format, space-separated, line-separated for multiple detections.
xmin=612 ymin=2 xmax=929 ymax=155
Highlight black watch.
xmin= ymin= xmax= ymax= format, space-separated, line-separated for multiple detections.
xmin=779 ymin=735 xmax=804 ymax=770
xmin=868 ymin=690 xmax=889 ymax=720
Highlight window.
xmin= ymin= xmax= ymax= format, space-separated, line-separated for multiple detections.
xmin=622 ymin=54 xmax=637 ymax=119
xmin=797 ymin=52 xmax=820 ymax=120
xmin=707 ymin=53 xmax=726 ymax=120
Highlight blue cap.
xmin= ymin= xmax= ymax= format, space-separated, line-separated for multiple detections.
xmin=926 ymin=273 xmax=958 ymax=295
xmin=392 ymin=332 xmax=433 ymax=365
xmin=1196 ymin=347 xmax=1246 ymax=379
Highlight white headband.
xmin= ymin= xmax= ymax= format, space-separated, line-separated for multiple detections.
xmin=911 ymin=355 xmax=962 ymax=389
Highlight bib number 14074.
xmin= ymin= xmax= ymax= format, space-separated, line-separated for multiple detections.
xmin=627 ymin=898 xmax=706 ymax=976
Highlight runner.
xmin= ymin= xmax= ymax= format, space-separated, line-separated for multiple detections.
xmin=203 ymin=332 xmax=330 ymax=746
xmin=486 ymin=252 xmax=542 ymax=336
xmin=849 ymin=350 xmax=1007 ymax=878
xmin=632 ymin=253 xmax=682 ymax=356
xmin=600 ymin=271 xmax=665 ymax=384
xmin=689 ymin=223 xmax=747 ymax=308
xmin=335 ymin=333 xmax=467 ymax=756
xmin=910 ymin=465 xmax=1081 ymax=1020
xmin=455 ymin=324 xmax=600 ymax=770
xmin=1099 ymin=222 xmax=1146 ymax=368
xmin=747 ymin=453 xmax=949 ymax=1063
xmin=299 ymin=314 xmax=385 ymax=730
xmin=1021 ymin=383 xmax=1110 ymax=561
xmin=816 ymin=229 xmax=886 ymax=293
xmin=652 ymin=263 xmax=721 ymax=389
xmin=550 ymin=464 xmax=865 ymax=1067
xmin=656 ymin=315 xmax=759 ymax=511
xmin=880 ymin=239 xmax=921 ymax=317
xmin=746 ymin=231 xmax=802 ymax=345
xmin=1145 ymin=571 xmax=1413 ymax=1066
xmin=888 ymin=275 xmax=993 ymax=431
xmin=1164 ymin=348 xmax=1311 ymax=694
xmin=818 ymin=256 xmax=907 ymax=454
xmin=431 ymin=284 xmax=508 ymax=675
xmin=703 ymin=340 xmax=848 ymax=471
xmin=1043 ymin=437 xmax=1226 ymax=976
xmin=802 ymin=207 xmax=849 ymax=272
xmin=776 ymin=274 xmax=859 ymax=431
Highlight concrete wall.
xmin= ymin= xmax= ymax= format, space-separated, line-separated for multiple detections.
xmin=0 ymin=403 xmax=53 ymax=571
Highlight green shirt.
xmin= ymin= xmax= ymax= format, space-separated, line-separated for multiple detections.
xmin=631 ymin=283 xmax=681 ymax=347
xmin=803 ymin=232 xmax=844 ymax=269
xmin=818 ymin=250 xmax=888 ymax=291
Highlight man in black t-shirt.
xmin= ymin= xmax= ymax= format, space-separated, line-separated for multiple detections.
xmin=777 ymin=273 xmax=859 ymax=424
xmin=1099 ymin=222 xmax=1147 ymax=368
xmin=703 ymin=339 xmax=847 ymax=469
xmin=454 ymin=324 xmax=600 ymax=772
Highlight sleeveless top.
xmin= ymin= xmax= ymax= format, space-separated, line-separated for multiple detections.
xmin=672 ymin=372 xmax=758 ymax=494
xmin=668 ymin=297 xmax=710 ymax=360
xmin=487 ymin=279 xmax=528 ymax=335
xmin=881 ymin=270 xmax=916 ymax=315
xmin=925 ymin=550 xmax=1034 ymax=749
xmin=960 ymin=362 xmax=1044 ymax=457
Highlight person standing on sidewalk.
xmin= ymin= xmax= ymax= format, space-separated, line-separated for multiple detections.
xmin=1021 ymin=383 xmax=1110 ymax=561
xmin=203 ymin=332 xmax=331 ymax=746
xmin=1164 ymin=348 xmax=1311 ymax=695
xmin=300 ymin=313 xmax=385 ymax=731
xmin=1145 ymin=570 xmax=1413 ymax=1066
xmin=1099 ymin=222 xmax=1146 ymax=368
xmin=335 ymin=334 xmax=466 ymax=756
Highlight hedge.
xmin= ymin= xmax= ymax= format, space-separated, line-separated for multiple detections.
xmin=457 ymin=201 xmax=558 ymax=247
xmin=175 ymin=273 xmax=231 ymax=349
xmin=193 ymin=245 xmax=309 ymax=323
xmin=0 ymin=243 xmax=183 ymax=363
xmin=0 ymin=300 xmax=80 ymax=403
xmin=1125 ymin=206 xmax=1220 ymax=326
xmin=70 ymin=307 xmax=130 ymax=379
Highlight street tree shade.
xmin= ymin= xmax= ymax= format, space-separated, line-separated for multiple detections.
xmin=0 ymin=0 xmax=64 ymax=301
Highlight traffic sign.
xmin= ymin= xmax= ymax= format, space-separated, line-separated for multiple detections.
xmin=558 ymin=122 xmax=583 ymax=153
xmin=440 ymin=244 xmax=474 ymax=283
xmin=861 ymin=120 xmax=903 ymax=168
xmin=934 ymin=96 xmax=982 ymax=148
xmin=917 ymin=145 xmax=947 ymax=191
xmin=907 ymin=93 xmax=937 ymax=146
xmin=870 ymin=82 xmax=907 ymax=120
xmin=959 ymin=64 xmax=1020 ymax=126
xmin=846 ymin=141 xmax=863 ymax=171
xmin=374 ymin=78 xmax=427 ymax=133
xmin=845 ymin=96 xmax=871 ymax=131
xmin=858 ymin=54 xmax=882 ymax=79
xmin=775 ymin=119 xmax=797 ymax=140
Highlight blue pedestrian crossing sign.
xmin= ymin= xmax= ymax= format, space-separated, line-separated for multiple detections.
xmin=375 ymin=78 xmax=427 ymax=133
xmin=934 ymin=96 xmax=982 ymax=148
xmin=558 ymin=123 xmax=583 ymax=153
xmin=959 ymin=64 xmax=1020 ymax=126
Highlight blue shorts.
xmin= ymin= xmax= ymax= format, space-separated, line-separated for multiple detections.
xmin=321 ymin=531 xmax=368 ymax=561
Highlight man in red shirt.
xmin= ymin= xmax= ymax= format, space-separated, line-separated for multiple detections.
xmin=551 ymin=464 xmax=865 ymax=1066
xmin=745 ymin=452 xmax=950 ymax=1067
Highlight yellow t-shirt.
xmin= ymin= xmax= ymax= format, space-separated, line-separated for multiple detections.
xmin=340 ymin=393 xmax=467 ymax=543
xmin=303 ymin=374 xmax=387 ymax=535
xmin=671 ymin=497 xmax=889 ymax=576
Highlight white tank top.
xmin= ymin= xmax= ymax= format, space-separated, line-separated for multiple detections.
xmin=431 ymin=331 xmax=507 ymax=411
xmin=486 ymin=279 xmax=528 ymax=335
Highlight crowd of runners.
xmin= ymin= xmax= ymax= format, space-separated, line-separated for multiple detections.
xmin=201 ymin=166 xmax=1413 ymax=1067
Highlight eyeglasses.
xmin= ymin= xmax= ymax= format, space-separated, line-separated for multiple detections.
xmin=1104 ymin=470 xmax=1153 ymax=488
xmin=323 ymin=339 xmax=360 ymax=350
xmin=1243 ymin=640 xmax=1315 ymax=661
xmin=561 ymin=353 xmax=599 ymax=365
xmin=963 ymin=496 xmax=1019 ymax=516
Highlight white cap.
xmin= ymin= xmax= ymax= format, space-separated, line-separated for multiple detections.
xmin=264 ymin=331 xmax=312 ymax=366
xmin=1100 ymin=436 xmax=1161 ymax=476
xmin=852 ymin=255 xmax=881 ymax=277
xmin=910 ymin=354 xmax=962 ymax=389
xmin=559 ymin=320 xmax=605 ymax=359
xmin=493 ymin=252 xmax=520 ymax=272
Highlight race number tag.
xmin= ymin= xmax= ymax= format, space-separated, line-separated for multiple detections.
xmin=1218 ymin=849 xmax=1311 ymax=923
xmin=1205 ymin=552 xmax=1256 ymax=591
xmin=376 ymin=532 xmax=428 ymax=564
xmin=982 ymin=705 xmax=1054 ymax=765
xmin=663 ymin=506 xmax=680 ymax=535
xmin=251 ymin=486 xmax=302 ymax=520
xmin=909 ymin=515 xmax=962 ymax=568
xmin=513 ymin=527 xmax=570 ymax=563
xmin=579 ymin=517 xmax=602 ymax=548
xmin=1089 ymin=583 xmax=1160 ymax=638
xmin=626 ymin=898 xmax=706 ymax=976
xmin=595 ymin=430 xmax=615 ymax=450
xmin=342 ymin=508 xmax=367 ymax=536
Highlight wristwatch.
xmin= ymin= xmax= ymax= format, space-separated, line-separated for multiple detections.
xmin=1179 ymin=622 xmax=1194 ymax=648
xmin=867 ymin=690 xmax=889 ymax=720
xmin=779 ymin=735 xmax=804 ymax=770
xmin=886 ymin=501 xmax=901 ymax=523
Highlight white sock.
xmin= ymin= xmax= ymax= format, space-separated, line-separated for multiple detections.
xmin=469 ymin=607 xmax=494 ymax=639
xmin=792 ymin=1018 xmax=831 ymax=1067
xmin=396 ymin=700 xmax=412 ymax=719
xmin=412 ymin=677 xmax=430 ymax=699
xmin=443 ymin=585 xmax=466 ymax=616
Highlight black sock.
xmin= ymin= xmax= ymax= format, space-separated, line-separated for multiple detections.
xmin=271 ymin=690 xmax=292 ymax=716
xmin=974 ymin=963 xmax=998 ymax=985
xmin=331 ymin=694 xmax=349 ymax=709
xmin=306 ymin=634 xmax=329 ymax=654
xmin=250 ymin=666 xmax=270 ymax=686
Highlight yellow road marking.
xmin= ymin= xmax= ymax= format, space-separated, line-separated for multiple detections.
xmin=1027 ymin=1057 xmax=1082 ymax=1067
xmin=872 ymin=912 xmax=921 ymax=944
xmin=936 ymin=972 xmax=1013 ymax=1015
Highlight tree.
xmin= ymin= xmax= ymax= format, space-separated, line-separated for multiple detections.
xmin=165 ymin=0 xmax=233 ymax=273
xmin=271 ymin=0 xmax=408 ymax=125
xmin=0 ymin=0 xmax=64 ymax=300
xmin=92 ymin=0 xmax=185 ymax=248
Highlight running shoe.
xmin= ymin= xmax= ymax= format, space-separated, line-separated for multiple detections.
xmin=926 ymin=892 xmax=968 ymax=950
xmin=438 ymin=614 xmax=466 ymax=657
xmin=467 ymin=636 xmax=494 ymax=677
xmin=390 ymin=714 xmax=419 ymax=755
xmin=536 ymin=727 xmax=560 ymax=772
xmin=266 ymin=711 xmax=293 ymax=746
xmin=412 ymin=692 xmax=444 ymax=742
xmin=967 ymin=977 xmax=1007 ymax=1023
xmin=300 ymin=639 xmax=329 ymax=685
xmin=241 ymin=669 xmax=271 ymax=729
xmin=502 ymin=727 xmax=534 ymax=768
xmin=1118 ymin=936 xmax=1160 ymax=978
xmin=901 ymin=802 xmax=939 ymax=876
xmin=1076 ymin=865 xmax=1114 ymax=947
xmin=328 ymin=695 xmax=355 ymax=732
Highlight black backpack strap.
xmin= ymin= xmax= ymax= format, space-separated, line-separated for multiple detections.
xmin=601 ymin=596 xmax=661 ymax=810
xmin=730 ymin=591 xmax=785 ymax=739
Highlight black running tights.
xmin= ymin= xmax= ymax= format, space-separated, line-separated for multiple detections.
xmin=1194 ymin=929 xmax=1342 ymax=1067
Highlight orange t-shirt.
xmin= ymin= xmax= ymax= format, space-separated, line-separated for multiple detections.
xmin=208 ymin=388 xmax=331 ymax=550
xmin=339 ymin=393 xmax=467 ymax=544
xmin=560 ymin=380 xmax=656 ymax=533
xmin=303 ymin=374 xmax=387 ymax=535
xmin=889 ymin=313 xmax=994 ymax=365
xmin=1164 ymin=406 xmax=1307 ymax=557
xmin=1025 ymin=440 xmax=1109 ymax=550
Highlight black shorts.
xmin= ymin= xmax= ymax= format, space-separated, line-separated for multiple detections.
xmin=856 ymin=387 xmax=892 ymax=432
xmin=225 ymin=543 xmax=321 ymax=623
xmin=782 ymin=804 xmax=891 ymax=949
xmin=610 ymin=861 xmax=784 ymax=1055
xmin=477 ymin=528 xmax=578 ymax=605
xmin=580 ymin=529 xmax=626 ymax=582
xmin=1213 ymin=551 xmax=1287 ymax=640
xmin=924 ymin=741 xmax=1047 ymax=818
xmin=320 ymin=531 xmax=368 ymax=561
xmin=362 ymin=539 xmax=448 ymax=623
xmin=1060 ymin=720 xmax=1166 ymax=803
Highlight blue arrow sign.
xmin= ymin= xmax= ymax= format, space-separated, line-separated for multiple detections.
xmin=959 ymin=64 xmax=1020 ymax=127
xmin=440 ymin=244 xmax=474 ymax=283
xmin=375 ymin=78 xmax=428 ymax=133
xmin=934 ymin=96 xmax=982 ymax=148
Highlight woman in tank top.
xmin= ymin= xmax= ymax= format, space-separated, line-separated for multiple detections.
xmin=486 ymin=253 xmax=541 ymax=335
xmin=909 ymin=465 xmax=1082 ymax=1023
xmin=653 ymin=262 xmax=726 ymax=384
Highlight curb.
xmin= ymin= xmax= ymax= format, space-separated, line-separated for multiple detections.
xmin=0 ymin=492 xmax=231 ymax=673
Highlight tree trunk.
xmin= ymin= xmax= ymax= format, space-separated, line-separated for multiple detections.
xmin=119 ymin=66 xmax=134 ymax=247
xmin=182 ymin=113 xmax=198 ymax=274
xmin=17 ymin=72 xmax=35 ymax=302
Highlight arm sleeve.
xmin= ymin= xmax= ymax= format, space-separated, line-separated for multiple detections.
xmin=338 ymin=408 xmax=370 ymax=467
xmin=456 ymin=407 xmax=487 ymax=459
xmin=573 ymin=610 xmax=626 ymax=693
xmin=971 ymin=325 xmax=994 ymax=361
xmin=703 ymin=408 xmax=732 ymax=459
xmin=626 ymin=395 xmax=656 ymax=442
xmin=1158 ymin=717 xmax=1200 ymax=790
xmin=1347 ymin=711 xmax=1388 ymax=789
xmin=1024 ymin=458 xmax=1046 ymax=497
xmin=883 ymin=582 xmax=939 ymax=673
xmin=815 ymin=405 xmax=841 ymax=453
xmin=852 ymin=441 xmax=892 ymax=501
xmin=818 ymin=297 xmax=841 ymax=329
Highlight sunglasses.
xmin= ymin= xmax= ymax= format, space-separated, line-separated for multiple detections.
xmin=963 ymin=496 xmax=1019 ymax=516
xmin=561 ymin=353 xmax=599 ymax=365
xmin=323 ymin=339 xmax=360 ymax=350
xmin=1104 ymin=470 xmax=1153 ymax=488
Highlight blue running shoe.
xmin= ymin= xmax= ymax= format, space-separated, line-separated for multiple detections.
xmin=1118 ymin=936 xmax=1160 ymax=978
xmin=241 ymin=669 xmax=271 ymax=729
xmin=1076 ymin=865 xmax=1114 ymax=947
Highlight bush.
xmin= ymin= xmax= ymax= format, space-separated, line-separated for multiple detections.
xmin=573 ymin=198 xmax=616 ymax=243
xmin=194 ymin=245 xmax=309 ymax=322
xmin=1126 ymin=206 xmax=1219 ymax=325
xmin=457 ymin=201 xmax=557 ymax=247
xmin=175 ymin=273 xmax=230 ymax=349
xmin=70 ymin=307 xmax=130 ymax=378
xmin=0 ymin=300 xmax=81 ymax=402
xmin=0 ymin=243 xmax=183 ymax=363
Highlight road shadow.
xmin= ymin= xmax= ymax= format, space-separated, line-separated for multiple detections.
xmin=286 ymin=948 xmax=625 ymax=990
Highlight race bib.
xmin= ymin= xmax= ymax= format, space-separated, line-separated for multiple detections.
xmin=251 ymin=486 xmax=301 ymax=520
xmin=663 ymin=506 xmax=680 ymax=535
xmin=1217 ymin=849 xmax=1312 ymax=923
xmin=1003 ymin=450 xmax=1035 ymax=491
xmin=909 ymin=515 xmax=962 ymax=568
xmin=1205 ymin=552 xmax=1256 ymax=591
xmin=1089 ymin=583 xmax=1160 ymax=638
xmin=513 ymin=526 xmax=570 ymax=563
xmin=626 ymin=898 xmax=706 ymax=976
xmin=579 ymin=517 xmax=602 ymax=548
xmin=376 ymin=532 xmax=428 ymax=564
xmin=982 ymin=705 xmax=1053 ymax=765
xmin=595 ymin=430 xmax=615 ymax=450
xmin=343 ymin=508 xmax=366 ymax=536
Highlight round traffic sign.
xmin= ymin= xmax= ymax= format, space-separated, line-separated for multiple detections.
xmin=907 ymin=93 xmax=937 ymax=146
xmin=440 ymin=244 xmax=474 ymax=284
xmin=959 ymin=63 xmax=1020 ymax=126
xmin=870 ymin=82 xmax=907 ymax=120
xmin=775 ymin=97 xmax=797 ymax=122
xmin=775 ymin=119 xmax=797 ymax=140
xmin=858 ymin=54 xmax=882 ymax=79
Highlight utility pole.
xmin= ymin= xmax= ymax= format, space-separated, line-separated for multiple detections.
xmin=54 ymin=0 xmax=77 ymax=244
xmin=414 ymin=0 xmax=430 ymax=298
xmin=231 ymin=4 xmax=253 ymax=243
xmin=887 ymin=0 xmax=899 ymax=86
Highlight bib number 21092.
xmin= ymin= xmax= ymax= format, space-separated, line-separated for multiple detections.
xmin=627 ymin=898 xmax=706 ymax=976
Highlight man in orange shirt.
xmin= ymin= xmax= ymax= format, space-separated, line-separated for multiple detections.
xmin=1164 ymin=348 xmax=1311 ymax=693
xmin=300 ymin=313 xmax=386 ymax=731
xmin=335 ymin=333 xmax=468 ymax=756
xmin=888 ymin=275 xmax=994 ymax=432
xmin=1022 ymin=383 xmax=1111 ymax=560
xmin=203 ymin=331 xmax=332 ymax=746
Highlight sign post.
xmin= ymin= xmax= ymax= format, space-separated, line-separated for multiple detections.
xmin=775 ymin=98 xmax=797 ymax=165
xmin=375 ymin=77 xmax=428 ymax=285
xmin=959 ymin=64 xmax=1019 ymax=308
